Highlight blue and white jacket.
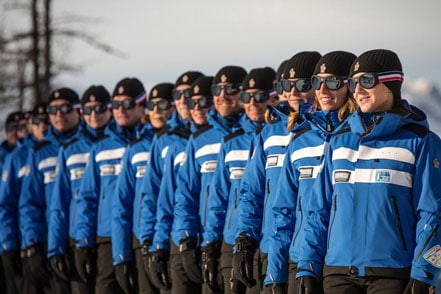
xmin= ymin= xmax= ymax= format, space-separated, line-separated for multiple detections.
xmin=47 ymin=124 xmax=107 ymax=258
xmin=297 ymin=105 xmax=441 ymax=286
xmin=203 ymin=116 xmax=263 ymax=246
xmin=265 ymin=110 xmax=345 ymax=285
xmin=19 ymin=125 xmax=80 ymax=249
xmin=174 ymin=110 xmax=244 ymax=242
xmin=112 ymin=123 xmax=155 ymax=265
xmin=74 ymin=119 xmax=142 ymax=247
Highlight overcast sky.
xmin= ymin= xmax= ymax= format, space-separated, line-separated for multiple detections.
xmin=4 ymin=0 xmax=441 ymax=97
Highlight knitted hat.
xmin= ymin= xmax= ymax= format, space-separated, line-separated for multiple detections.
xmin=148 ymin=83 xmax=174 ymax=102
xmin=283 ymin=51 xmax=322 ymax=79
xmin=5 ymin=111 xmax=24 ymax=126
xmin=112 ymin=77 xmax=146 ymax=105
xmin=48 ymin=87 xmax=80 ymax=105
xmin=189 ymin=76 xmax=214 ymax=97
xmin=31 ymin=102 xmax=48 ymax=117
xmin=242 ymin=67 xmax=276 ymax=92
xmin=213 ymin=66 xmax=247 ymax=84
xmin=314 ymin=51 xmax=357 ymax=77
xmin=81 ymin=85 xmax=111 ymax=105
xmin=175 ymin=71 xmax=204 ymax=87
xmin=349 ymin=49 xmax=403 ymax=99
xmin=276 ymin=59 xmax=289 ymax=81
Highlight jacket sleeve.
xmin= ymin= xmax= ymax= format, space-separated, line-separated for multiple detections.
xmin=410 ymin=132 xmax=441 ymax=286
xmin=202 ymin=140 xmax=229 ymax=245
xmin=235 ymin=133 xmax=266 ymax=241
xmin=75 ymin=147 xmax=100 ymax=247
xmin=112 ymin=147 xmax=136 ymax=265
xmin=265 ymin=146 xmax=298 ymax=285
xmin=48 ymin=148 xmax=70 ymax=257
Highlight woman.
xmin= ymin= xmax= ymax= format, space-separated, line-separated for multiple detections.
xmin=296 ymin=49 xmax=441 ymax=294
xmin=266 ymin=51 xmax=357 ymax=293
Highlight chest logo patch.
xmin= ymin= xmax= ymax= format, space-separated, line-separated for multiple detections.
xmin=375 ymin=170 xmax=391 ymax=183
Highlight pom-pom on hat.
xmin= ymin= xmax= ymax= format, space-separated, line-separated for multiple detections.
xmin=283 ymin=51 xmax=322 ymax=79
xmin=314 ymin=51 xmax=357 ymax=77
xmin=189 ymin=76 xmax=214 ymax=98
xmin=112 ymin=77 xmax=146 ymax=105
xmin=81 ymin=85 xmax=111 ymax=105
xmin=213 ymin=66 xmax=247 ymax=85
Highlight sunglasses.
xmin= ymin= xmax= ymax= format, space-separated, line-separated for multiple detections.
xmin=31 ymin=117 xmax=50 ymax=125
xmin=146 ymin=100 xmax=172 ymax=111
xmin=273 ymin=80 xmax=283 ymax=95
xmin=240 ymin=91 xmax=270 ymax=104
xmin=311 ymin=75 xmax=346 ymax=91
xmin=16 ymin=123 xmax=28 ymax=131
xmin=172 ymin=89 xmax=191 ymax=100
xmin=211 ymin=83 xmax=241 ymax=96
xmin=110 ymin=99 xmax=136 ymax=110
xmin=348 ymin=71 xmax=404 ymax=93
xmin=281 ymin=79 xmax=312 ymax=93
xmin=47 ymin=104 xmax=74 ymax=115
xmin=5 ymin=124 xmax=17 ymax=132
xmin=82 ymin=104 xmax=108 ymax=115
xmin=188 ymin=96 xmax=213 ymax=109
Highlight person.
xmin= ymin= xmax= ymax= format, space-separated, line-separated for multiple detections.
xmin=146 ymin=76 xmax=214 ymax=294
xmin=265 ymin=51 xmax=357 ymax=294
xmin=0 ymin=111 xmax=24 ymax=172
xmin=47 ymin=85 xmax=112 ymax=294
xmin=203 ymin=67 xmax=277 ymax=294
xmin=173 ymin=65 xmax=247 ymax=294
xmin=0 ymin=103 xmax=49 ymax=294
xmin=295 ymin=49 xmax=441 ymax=294
xmin=233 ymin=51 xmax=321 ymax=293
xmin=111 ymin=82 xmax=175 ymax=294
xmin=19 ymin=88 xmax=82 ymax=293
xmin=272 ymin=59 xmax=289 ymax=103
xmin=74 ymin=77 xmax=146 ymax=294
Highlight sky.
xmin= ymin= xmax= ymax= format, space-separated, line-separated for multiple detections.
xmin=3 ymin=0 xmax=441 ymax=99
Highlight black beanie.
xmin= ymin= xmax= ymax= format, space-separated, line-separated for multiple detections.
xmin=175 ymin=71 xmax=204 ymax=87
xmin=283 ymin=51 xmax=322 ymax=79
xmin=276 ymin=59 xmax=289 ymax=81
xmin=48 ymin=87 xmax=80 ymax=105
xmin=81 ymin=85 xmax=111 ymax=105
xmin=32 ymin=102 xmax=48 ymax=117
xmin=350 ymin=49 xmax=403 ymax=99
xmin=213 ymin=66 xmax=247 ymax=84
xmin=112 ymin=77 xmax=146 ymax=105
xmin=314 ymin=51 xmax=357 ymax=77
xmin=189 ymin=76 xmax=214 ymax=97
xmin=242 ymin=67 xmax=276 ymax=92
xmin=149 ymin=83 xmax=174 ymax=102
xmin=5 ymin=111 xmax=24 ymax=126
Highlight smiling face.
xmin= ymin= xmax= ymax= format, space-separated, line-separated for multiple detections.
xmin=314 ymin=73 xmax=349 ymax=112
xmin=173 ymin=84 xmax=191 ymax=120
xmin=112 ymin=95 xmax=144 ymax=127
xmin=82 ymin=101 xmax=112 ymax=129
xmin=48 ymin=99 xmax=80 ymax=133
xmin=285 ymin=79 xmax=315 ymax=111
xmin=213 ymin=83 xmax=243 ymax=117
xmin=351 ymin=72 xmax=393 ymax=113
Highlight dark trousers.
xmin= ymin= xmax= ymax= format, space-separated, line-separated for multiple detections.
xmin=170 ymin=242 xmax=201 ymax=294
xmin=68 ymin=241 xmax=94 ymax=294
xmin=95 ymin=241 xmax=122 ymax=294
xmin=323 ymin=275 xmax=408 ymax=294
xmin=1 ymin=252 xmax=23 ymax=294
xmin=287 ymin=261 xmax=298 ymax=294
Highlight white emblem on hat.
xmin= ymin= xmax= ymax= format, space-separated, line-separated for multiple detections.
xmin=153 ymin=89 xmax=158 ymax=97
xmin=38 ymin=106 xmax=44 ymax=113
xmin=90 ymin=95 xmax=96 ymax=102
xmin=249 ymin=79 xmax=255 ymax=88
xmin=118 ymin=86 xmax=124 ymax=94
xmin=320 ymin=63 xmax=326 ymax=73
xmin=354 ymin=62 xmax=360 ymax=71
xmin=182 ymin=75 xmax=189 ymax=83
xmin=289 ymin=68 xmax=296 ymax=78
xmin=55 ymin=91 xmax=60 ymax=98
xmin=194 ymin=85 xmax=200 ymax=94
xmin=221 ymin=74 xmax=227 ymax=83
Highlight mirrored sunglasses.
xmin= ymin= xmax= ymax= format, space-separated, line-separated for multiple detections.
xmin=281 ymin=79 xmax=312 ymax=93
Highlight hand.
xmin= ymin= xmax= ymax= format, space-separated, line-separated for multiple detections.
xmin=147 ymin=249 xmax=171 ymax=290
xmin=74 ymin=246 xmax=95 ymax=283
xmin=22 ymin=243 xmax=51 ymax=285
xmin=297 ymin=276 xmax=322 ymax=294
xmin=49 ymin=254 xmax=70 ymax=281
xmin=403 ymin=278 xmax=435 ymax=294
xmin=179 ymin=236 xmax=202 ymax=283
xmin=232 ymin=234 xmax=257 ymax=288
xmin=2 ymin=250 xmax=22 ymax=275
xmin=115 ymin=262 xmax=135 ymax=294
xmin=201 ymin=242 xmax=221 ymax=292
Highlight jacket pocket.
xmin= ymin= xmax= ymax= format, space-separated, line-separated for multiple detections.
xmin=391 ymin=196 xmax=407 ymax=251
xmin=327 ymin=195 xmax=337 ymax=249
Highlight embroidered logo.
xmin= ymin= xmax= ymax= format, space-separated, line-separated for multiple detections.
xmin=320 ymin=63 xmax=326 ymax=73
xmin=267 ymin=155 xmax=279 ymax=167
xmin=424 ymin=244 xmax=441 ymax=268
xmin=221 ymin=74 xmax=227 ymax=83
xmin=182 ymin=75 xmax=189 ymax=83
xmin=289 ymin=68 xmax=295 ymax=78
xmin=334 ymin=170 xmax=351 ymax=183
xmin=354 ymin=62 xmax=360 ymax=71
xmin=194 ymin=85 xmax=200 ymax=94
xmin=153 ymin=89 xmax=158 ymax=97
xmin=249 ymin=78 xmax=255 ymax=88
xmin=375 ymin=170 xmax=391 ymax=183
xmin=118 ymin=86 xmax=124 ymax=94
xmin=299 ymin=167 xmax=313 ymax=179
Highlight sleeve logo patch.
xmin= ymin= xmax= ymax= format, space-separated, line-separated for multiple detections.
xmin=201 ymin=160 xmax=217 ymax=173
xmin=333 ymin=170 xmax=351 ymax=183
xmin=136 ymin=166 xmax=146 ymax=178
xmin=299 ymin=167 xmax=313 ymax=179
xmin=267 ymin=155 xmax=279 ymax=167
xmin=423 ymin=244 xmax=441 ymax=268
xmin=229 ymin=167 xmax=245 ymax=179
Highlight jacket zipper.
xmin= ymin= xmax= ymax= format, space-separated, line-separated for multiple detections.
xmin=292 ymin=196 xmax=303 ymax=247
xmin=71 ymin=190 xmax=79 ymax=226
xmin=261 ymin=179 xmax=271 ymax=233
xmin=391 ymin=196 xmax=407 ymax=251
xmin=203 ymin=185 xmax=210 ymax=226
xmin=414 ymin=224 xmax=439 ymax=261
xmin=99 ymin=188 xmax=105 ymax=224
xmin=227 ymin=188 xmax=238 ymax=229
xmin=137 ymin=193 xmax=144 ymax=228
xmin=327 ymin=195 xmax=337 ymax=249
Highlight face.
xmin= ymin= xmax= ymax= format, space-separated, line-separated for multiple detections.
xmin=351 ymin=72 xmax=393 ymax=113
xmin=31 ymin=114 xmax=50 ymax=140
xmin=173 ymin=84 xmax=191 ymax=120
xmin=286 ymin=79 xmax=315 ymax=111
xmin=314 ymin=74 xmax=349 ymax=112
xmin=189 ymin=95 xmax=211 ymax=125
xmin=16 ymin=118 xmax=28 ymax=139
xmin=5 ymin=123 xmax=18 ymax=146
xmin=82 ymin=102 xmax=112 ymax=129
xmin=112 ymin=95 xmax=144 ymax=127
xmin=243 ymin=90 xmax=272 ymax=122
xmin=213 ymin=83 xmax=243 ymax=117
xmin=148 ymin=98 xmax=174 ymax=129
xmin=48 ymin=99 xmax=80 ymax=133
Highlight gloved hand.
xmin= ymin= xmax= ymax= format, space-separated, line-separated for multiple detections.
xmin=403 ymin=278 xmax=435 ymax=294
xmin=201 ymin=242 xmax=221 ymax=292
xmin=49 ymin=254 xmax=70 ymax=281
xmin=179 ymin=236 xmax=202 ymax=283
xmin=230 ymin=269 xmax=247 ymax=293
xmin=21 ymin=242 xmax=51 ymax=285
xmin=267 ymin=283 xmax=287 ymax=294
xmin=147 ymin=249 xmax=171 ymax=290
xmin=2 ymin=250 xmax=22 ymax=275
xmin=115 ymin=262 xmax=135 ymax=294
xmin=74 ymin=246 xmax=95 ymax=283
xmin=232 ymin=234 xmax=257 ymax=288
xmin=297 ymin=276 xmax=322 ymax=294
